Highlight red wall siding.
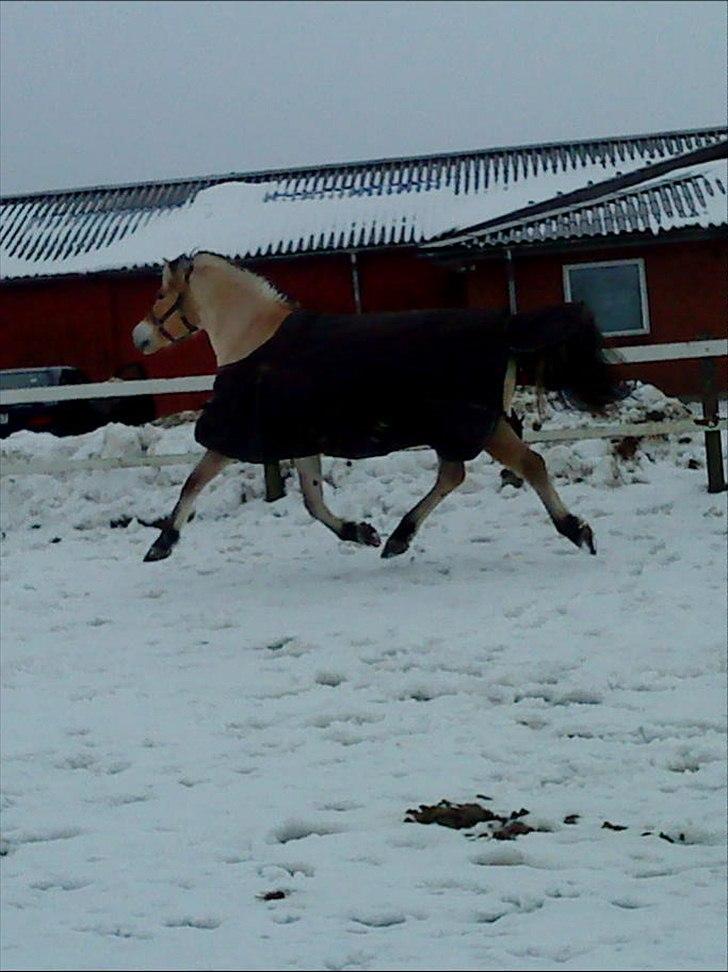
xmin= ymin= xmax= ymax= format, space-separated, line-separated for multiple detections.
xmin=1 ymin=240 xmax=724 ymax=415
xmin=467 ymin=240 xmax=727 ymax=397
xmin=0 ymin=277 xmax=117 ymax=380
xmin=0 ymin=250 xmax=457 ymax=417
xmin=251 ymin=253 xmax=357 ymax=313
xmin=356 ymin=250 xmax=463 ymax=311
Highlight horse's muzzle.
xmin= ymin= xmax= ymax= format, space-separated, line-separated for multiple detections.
xmin=132 ymin=321 xmax=155 ymax=353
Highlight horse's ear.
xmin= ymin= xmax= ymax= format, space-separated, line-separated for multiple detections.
xmin=178 ymin=254 xmax=193 ymax=277
xmin=162 ymin=255 xmax=193 ymax=289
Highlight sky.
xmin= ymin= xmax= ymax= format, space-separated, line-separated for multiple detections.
xmin=0 ymin=0 xmax=726 ymax=196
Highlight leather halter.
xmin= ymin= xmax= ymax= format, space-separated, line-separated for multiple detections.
xmin=151 ymin=264 xmax=198 ymax=343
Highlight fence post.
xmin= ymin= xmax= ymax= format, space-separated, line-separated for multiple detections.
xmin=700 ymin=358 xmax=726 ymax=494
xmin=264 ymin=461 xmax=285 ymax=502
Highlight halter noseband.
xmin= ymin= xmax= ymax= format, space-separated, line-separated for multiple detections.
xmin=151 ymin=264 xmax=199 ymax=343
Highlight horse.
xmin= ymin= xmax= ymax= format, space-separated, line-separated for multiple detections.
xmin=132 ymin=251 xmax=620 ymax=564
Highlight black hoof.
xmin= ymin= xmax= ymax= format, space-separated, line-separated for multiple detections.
xmin=381 ymin=521 xmax=415 ymax=559
xmin=340 ymin=521 xmax=381 ymax=547
xmin=143 ymin=527 xmax=180 ymax=562
xmin=381 ymin=536 xmax=409 ymax=559
xmin=557 ymin=514 xmax=596 ymax=555
xmin=500 ymin=469 xmax=524 ymax=489
xmin=355 ymin=522 xmax=381 ymax=547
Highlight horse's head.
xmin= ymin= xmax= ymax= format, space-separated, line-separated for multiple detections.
xmin=132 ymin=255 xmax=201 ymax=354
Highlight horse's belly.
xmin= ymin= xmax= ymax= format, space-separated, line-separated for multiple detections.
xmin=317 ymin=400 xmax=501 ymax=462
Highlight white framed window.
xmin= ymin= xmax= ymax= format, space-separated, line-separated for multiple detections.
xmin=563 ymin=258 xmax=650 ymax=337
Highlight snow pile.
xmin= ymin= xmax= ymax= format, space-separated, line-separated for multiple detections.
xmin=0 ymin=382 xmax=711 ymax=538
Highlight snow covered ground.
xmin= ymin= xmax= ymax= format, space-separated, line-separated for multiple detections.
xmin=1 ymin=385 xmax=726 ymax=971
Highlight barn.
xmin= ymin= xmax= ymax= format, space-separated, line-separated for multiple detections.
xmin=1 ymin=125 xmax=726 ymax=418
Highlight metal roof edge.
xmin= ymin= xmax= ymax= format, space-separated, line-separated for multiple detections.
xmin=424 ymin=140 xmax=728 ymax=248
xmin=422 ymin=226 xmax=727 ymax=263
xmin=0 ymin=240 xmax=414 ymax=285
xmin=2 ymin=125 xmax=726 ymax=204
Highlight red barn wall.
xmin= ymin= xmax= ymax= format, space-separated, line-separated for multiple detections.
xmin=1 ymin=239 xmax=724 ymax=417
xmin=466 ymin=239 xmax=727 ymax=397
xmin=0 ymin=250 xmax=459 ymax=417
xmin=0 ymin=276 xmax=117 ymax=379
xmin=355 ymin=251 xmax=463 ymax=311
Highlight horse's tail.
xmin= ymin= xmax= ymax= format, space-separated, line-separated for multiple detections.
xmin=507 ymin=302 xmax=621 ymax=413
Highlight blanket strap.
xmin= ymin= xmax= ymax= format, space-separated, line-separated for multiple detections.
xmin=503 ymin=357 xmax=517 ymax=413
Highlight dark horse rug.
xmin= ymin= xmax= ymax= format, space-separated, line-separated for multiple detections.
xmin=194 ymin=304 xmax=596 ymax=464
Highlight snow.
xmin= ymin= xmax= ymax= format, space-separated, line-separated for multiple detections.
xmin=1 ymin=384 xmax=726 ymax=971
xmin=1 ymin=153 xmax=669 ymax=281
xmin=478 ymin=157 xmax=728 ymax=245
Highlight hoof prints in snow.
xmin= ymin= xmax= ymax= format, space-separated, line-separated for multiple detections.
xmin=350 ymin=911 xmax=407 ymax=928
xmin=78 ymin=923 xmax=154 ymax=940
xmin=471 ymin=846 xmax=528 ymax=867
xmin=315 ymin=671 xmax=347 ymax=687
xmin=30 ymin=877 xmax=91 ymax=891
xmin=164 ymin=916 xmax=221 ymax=930
xmin=270 ymin=819 xmax=345 ymax=844
xmin=10 ymin=826 xmax=84 ymax=845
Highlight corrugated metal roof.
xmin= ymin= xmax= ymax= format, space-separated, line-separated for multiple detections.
xmin=1 ymin=127 xmax=726 ymax=281
xmin=427 ymin=155 xmax=728 ymax=251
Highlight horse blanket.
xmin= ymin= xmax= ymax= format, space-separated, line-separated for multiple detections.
xmin=194 ymin=307 xmax=515 ymax=463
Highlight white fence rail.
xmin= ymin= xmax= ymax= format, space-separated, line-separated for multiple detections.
xmin=0 ymin=453 xmax=203 ymax=477
xmin=1 ymin=340 xmax=725 ymax=407
xmin=0 ymin=375 xmax=212 ymax=405
xmin=2 ymin=419 xmax=725 ymax=479
xmin=1 ymin=338 xmax=725 ymax=488
xmin=603 ymin=338 xmax=726 ymax=364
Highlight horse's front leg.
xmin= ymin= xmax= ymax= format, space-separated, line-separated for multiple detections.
xmin=295 ymin=455 xmax=381 ymax=547
xmin=382 ymin=457 xmax=465 ymax=558
xmin=144 ymin=450 xmax=232 ymax=562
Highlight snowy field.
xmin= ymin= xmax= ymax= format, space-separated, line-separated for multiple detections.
xmin=1 ymin=385 xmax=726 ymax=972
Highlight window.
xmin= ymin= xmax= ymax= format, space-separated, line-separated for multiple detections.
xmin=563 ymin=259 xmax=649 ymax=336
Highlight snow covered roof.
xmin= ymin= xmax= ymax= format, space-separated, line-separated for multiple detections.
xmin=424 ymin=153 xmax=728 ymax=254
xmin=1 ymin=127 xmax=726 ymax=282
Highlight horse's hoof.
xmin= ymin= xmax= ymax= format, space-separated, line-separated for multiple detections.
xmin=340 ymin=521 xmax=381 ymax=547
xmin=500 ymin=468 xmax=524 ymax=489
xmin=356 ymin=522 xmax=381 ymax=547
xmin=557 ymin=515 xmax=596 ymax=555
xmin=143 ymin=543 xmax=171 ymax=562
xmin=381 ymin=535 xmax=410 ymax=559
xmin=143 ymin=526 xmax=180 ymax=562
xmin=580 ymin=523 xmax=597 ymax=555
xmin=382 ymin=520 xmax=416 ymax=559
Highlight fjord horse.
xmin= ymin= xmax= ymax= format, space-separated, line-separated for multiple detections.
xmin=132 ymin=252 xmax=619 ymax=563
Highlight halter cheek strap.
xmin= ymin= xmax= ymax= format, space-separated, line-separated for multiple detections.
xmin=152 ymin=265 xmax=199 ymax=343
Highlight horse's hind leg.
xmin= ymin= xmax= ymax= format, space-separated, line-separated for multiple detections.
xmin=484 ymin=417 xmax=596 ymax=554
xmin=295 ymin=455 xmax=381 ymax=547
xmin=144 ymin=450 xmax=231 ymax=562
xmin=382 ymin=457 xmax=465 ymax=558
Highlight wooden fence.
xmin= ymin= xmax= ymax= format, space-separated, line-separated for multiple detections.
xmin=2 ymin=339 xmax=726 ymax=493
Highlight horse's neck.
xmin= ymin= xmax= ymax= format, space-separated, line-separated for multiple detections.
xmin=195 ymin=264 xmax=292 ymax=367
xmin=205 ymin=308 xmax=289 ymax=368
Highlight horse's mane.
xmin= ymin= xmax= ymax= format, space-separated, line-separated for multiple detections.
xmin=185 ymin=250 xmax=291 ymax=305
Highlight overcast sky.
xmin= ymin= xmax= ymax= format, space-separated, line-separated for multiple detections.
xmin=1 ymin=0 xmax=725 ymax=196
